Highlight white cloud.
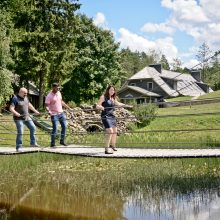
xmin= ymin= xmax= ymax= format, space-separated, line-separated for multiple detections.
xmin=141 ymin=22 xmax=175 ymax=34
xmin=161 ymin=0 xmax=209 ymax=23
xmin=118 ymin=28 xmax=178 ymax=63
xmin=160 ymin=0 xmax=220 ymax=63
xmin=201 ymin=0 xmax=220 ymax=22
xmin=118 ymin=28 xmax=155 ymax=52
xmin=182 ymin=58 xmax=200 ymax=69
xmin=93 ymin=12 xmax=107 ymax=27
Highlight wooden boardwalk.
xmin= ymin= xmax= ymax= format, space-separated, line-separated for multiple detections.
xmin=1 ymin=145 xmax=220 ymax=158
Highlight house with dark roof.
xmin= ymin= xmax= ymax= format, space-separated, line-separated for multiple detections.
xmin=118 ymin=64 xmax=213 ymax=104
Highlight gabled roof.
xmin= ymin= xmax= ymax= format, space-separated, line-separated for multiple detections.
xmin=160 ymin=70 xmax=196 ymax=81
xmin=128 ymin=67 xmax=179 ymax=97
xmin=120 ymin=65 xmax=213 ymax=99
xmin=160 ymin=70 xmax=208 ymax=96
xmin=119 ymin=85 xmax=161 ymax=97
xmin=129 ymin=67 xmax=158 ymax=80
xmin=177 ymin=81 xmax=206 ymax=96
xmin=28 ymin=82 xmax=39 ymax=96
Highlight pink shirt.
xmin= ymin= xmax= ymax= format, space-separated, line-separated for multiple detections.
xmin=45 ymin=91 xmax=63 ymax=115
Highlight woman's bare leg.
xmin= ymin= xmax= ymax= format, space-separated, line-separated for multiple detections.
xmin=110 ymin=127 xmax=117 ymax=148
xmin=105 ymin=128 xmax=113 ymax=152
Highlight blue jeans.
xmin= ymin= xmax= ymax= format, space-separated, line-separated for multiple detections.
xmin=51 ymin=112 xmax=67 ymax=145
xmin=14 ymin=117 xmax=36 ymax=149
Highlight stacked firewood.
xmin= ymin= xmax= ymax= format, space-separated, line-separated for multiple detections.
xmin=65 ymin=104 xmax=136 ymax=134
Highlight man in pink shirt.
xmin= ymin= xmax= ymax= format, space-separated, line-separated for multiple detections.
xmin=45 ymin=83 xmax=72 ymax=147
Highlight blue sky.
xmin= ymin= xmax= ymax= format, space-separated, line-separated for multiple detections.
xmin=78 ymin=0 xmax=220 ymax=68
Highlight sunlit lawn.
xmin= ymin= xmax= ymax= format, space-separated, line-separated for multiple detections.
xmin=1 ymin=102 xmax=220 ymax=149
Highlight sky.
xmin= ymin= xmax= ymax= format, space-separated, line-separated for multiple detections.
xmin=78 ymin=0 xmax=220 ymax=69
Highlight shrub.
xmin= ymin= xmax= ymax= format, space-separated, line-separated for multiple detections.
xmin=133 ymin=103 xmax=158 ymax=128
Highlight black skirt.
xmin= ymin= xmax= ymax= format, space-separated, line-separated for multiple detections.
xmin=102 ymin=116 xmax=117 ymax=129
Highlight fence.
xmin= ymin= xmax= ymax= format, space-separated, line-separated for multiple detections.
xmin=0 ymin=103 xmax=220 ymax=149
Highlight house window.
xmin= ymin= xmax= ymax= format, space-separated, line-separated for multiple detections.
xmin=130 ymin=83 xmax=136 ymax=86
xmin=147 ymin=82 xmax=153 ymax=91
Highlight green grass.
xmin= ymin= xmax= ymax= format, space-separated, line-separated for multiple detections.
xmin=0 ymin=115 xmax=52 ymax=147
xmin=197 ymin=89 xmax=220 ymax=99
xmin=116 ymin=103 xmax=220 ymax=148
xmin=0 ymin=153 xmax=220 ymax=217
xmin=165 ymin=96 xmax=193 ymax=102
xmin=1 ymin=102 xmax=220 ymax=149
xmin=157 ymin=102 xmax=220 ymax=115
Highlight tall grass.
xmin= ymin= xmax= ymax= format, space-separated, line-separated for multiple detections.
xmin=0 ymin=154 xmax=220 ymax=218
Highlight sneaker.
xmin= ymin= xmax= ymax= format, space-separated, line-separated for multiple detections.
xmin=105 ymin=148 xmax=113 ymax=154
xmin=16 ymin=147 xmax=23 ymax=152
xmin=30 ymin=144 xmax=40 ymax=147
xmin=60 ymin=142 xmax=68 ymax=146
xmin=109 ymin=145 xmax=117 ymax=151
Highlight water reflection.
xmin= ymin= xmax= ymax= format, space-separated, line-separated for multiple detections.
xmin=1 ymin=184 xmax=220 ymax=219
xmin=123 ymin=189 xmax=220 ymax=220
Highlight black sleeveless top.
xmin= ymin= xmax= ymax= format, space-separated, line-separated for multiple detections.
xmin=101 ymin=97 xmax=115 ymax=118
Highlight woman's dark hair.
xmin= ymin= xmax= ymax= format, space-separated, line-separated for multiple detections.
xmin=104 ymin=85 xmax=116 ymax=99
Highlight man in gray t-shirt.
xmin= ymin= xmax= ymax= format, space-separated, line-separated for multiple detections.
xmin=10 ymin=87 xmax=40 ymax=151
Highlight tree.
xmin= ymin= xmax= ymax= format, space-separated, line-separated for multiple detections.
xmin=196 ymin=42 xmax=212 ymax=82
xmin=119 ymin=48 xmax=159 ymax=80
xmin=62 ymin=15 xmax=123 ymax=104
xmin=209 ymin=54 xmax=220 ymax=90
xmin=160 ymin=54 xmax=170 ymax=70
xmin=7 ymin=0 xmax=80 ymax=107
xmin=171 ymin=58 xmax=183 ymax=72
xmin=0 ymin=9 xmax=13 ymax=108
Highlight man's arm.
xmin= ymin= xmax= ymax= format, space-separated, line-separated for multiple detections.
xmin=28 ymin=103 xmax=40 ymax=115
xmin=62 ymin=100 xmax=72 ymax=110
xmin=9 ymin=105 xmax=21 ymax=117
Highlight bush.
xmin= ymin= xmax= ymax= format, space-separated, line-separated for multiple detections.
xmin=133 ymin=103 xmax=158 ymax=128
xmin=67 ymin=101 xmax=77 ymax=108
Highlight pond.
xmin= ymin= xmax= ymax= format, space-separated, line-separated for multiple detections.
xmin=0 ymin=154 xmax=220 ymax=219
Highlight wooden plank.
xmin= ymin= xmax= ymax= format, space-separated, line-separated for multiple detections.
xmin=0 ymin=146 xmax=220 ymax=158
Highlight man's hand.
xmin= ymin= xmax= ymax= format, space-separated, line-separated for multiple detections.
xmin=15 ymin=112 xmax=21 ymax=117
xmin=34 ymin=111 xmax=41 ymax=116
xmin=124 ymin=105 xmax=133 ymax=109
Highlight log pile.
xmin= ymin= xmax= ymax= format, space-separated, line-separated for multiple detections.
xmin=65 ymin=104 xmax=136 ymax=134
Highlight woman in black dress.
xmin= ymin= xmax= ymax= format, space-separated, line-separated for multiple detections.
xmin=96 ymin=85 xmax=130 ymax=154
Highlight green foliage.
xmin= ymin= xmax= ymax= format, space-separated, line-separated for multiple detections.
xmin=67 ymin=100 xmax=77 ymax=108
xmin=206 ymin=55 xmax=220 ymax=90
xmin=171 ymin=58 xmax=183 ymax=72
xmin=160 ymin=54 xmax=170 ymax=70
xmin=133 ymin=103 xmax=158 ymax=128
xmin=9 ymin=0 xmax=80 ymax=106
xmin=195 ymin=42 xmax=220 ymax=88
xmin=196 ymin=42 xmax=211 ymax=82
xmin=119 ymin=48 xmax=159 ymax=80
xmin=0 ymin=9 xmax=13 ymax=108
xmin=62 ymin=15 xmax=123 ymax=104
xmin=0 ymin=69 xmax=13 ymax=107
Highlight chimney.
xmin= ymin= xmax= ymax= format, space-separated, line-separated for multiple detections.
xmin=149 ymin=64 xmax=162 ymax=73
xmin=190 ymin=70 xmax=201 ymax=82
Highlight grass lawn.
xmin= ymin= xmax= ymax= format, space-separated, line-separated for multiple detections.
xmin=116 ymin=103 xmax=220 ymax=148
xmin=197 ymin=89 xmax=220 ymax=99
xmin=1 ymin=102 xmax=220 ymax=149
xmin=165 ymin=96 xmax=193 ymax=102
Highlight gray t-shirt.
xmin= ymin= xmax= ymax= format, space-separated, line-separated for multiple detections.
xmin=11 ymin=95 xmax=29 ymax=120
